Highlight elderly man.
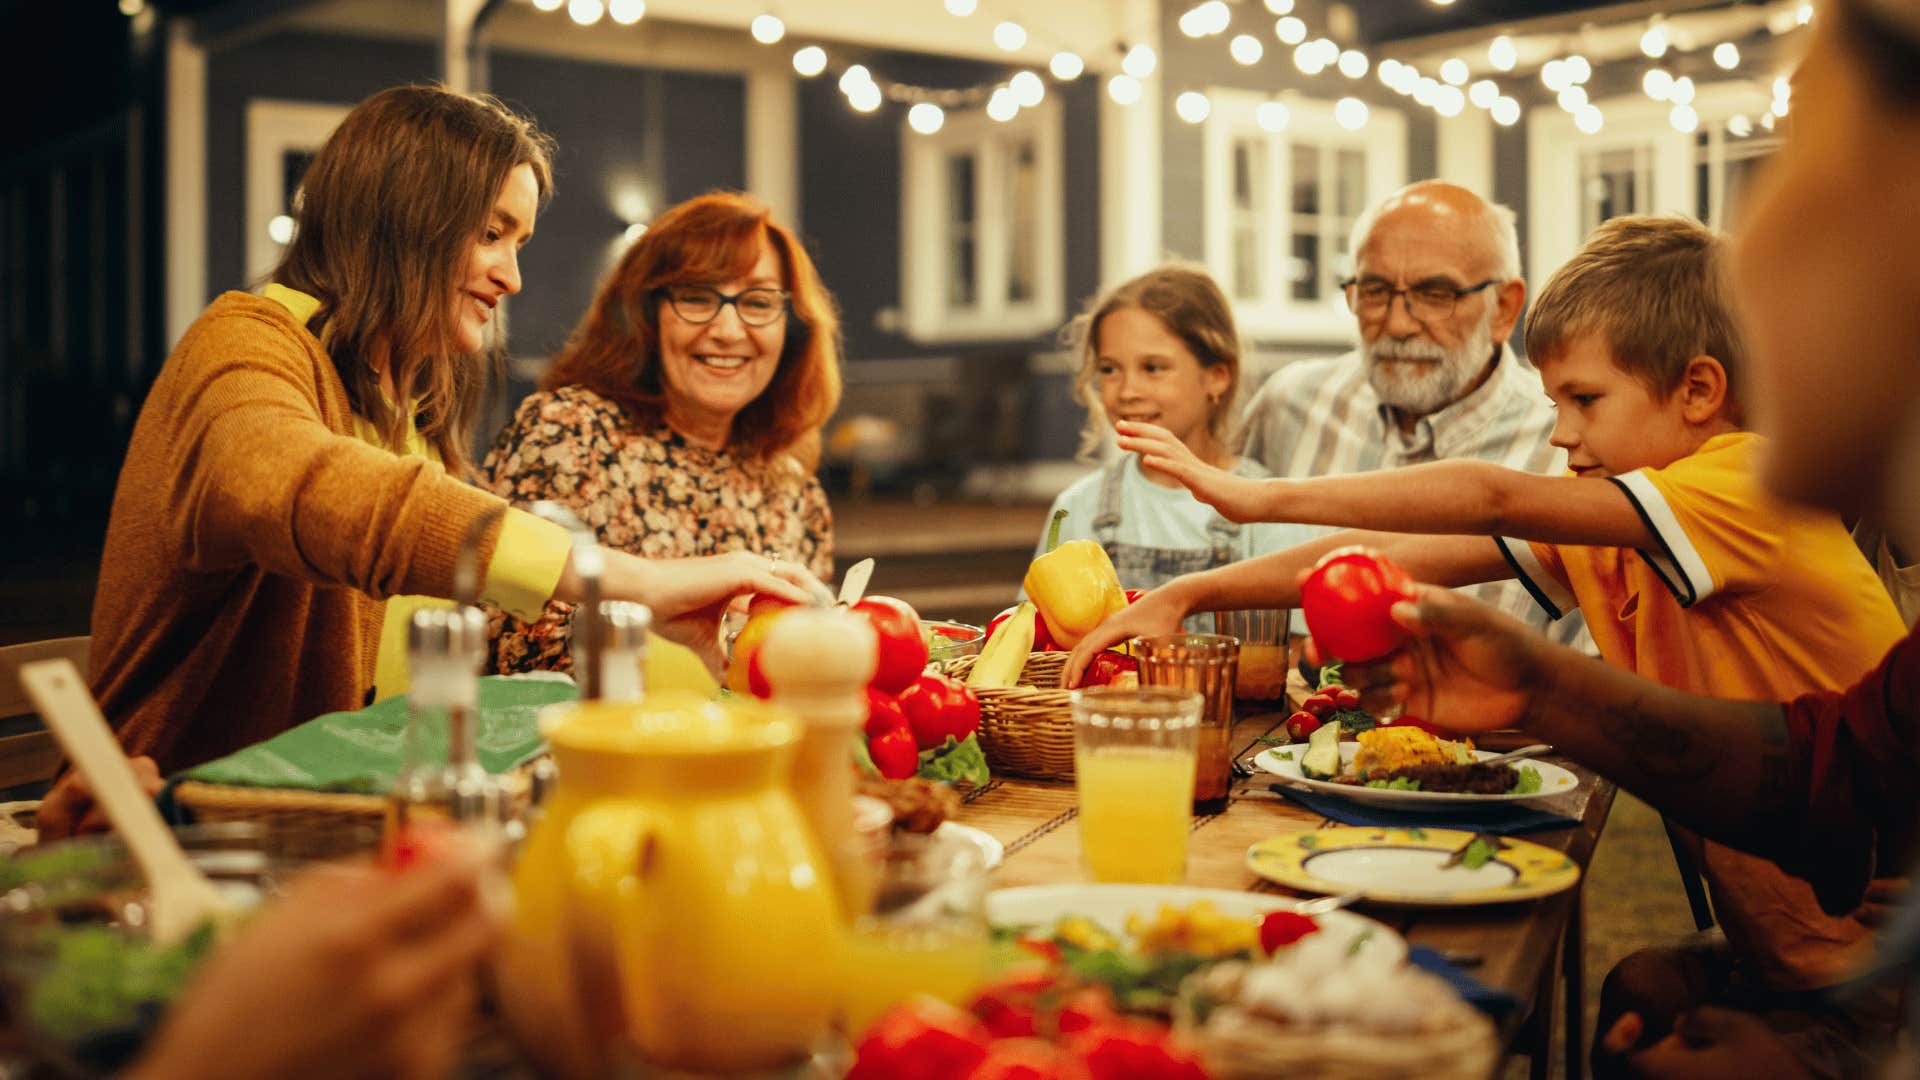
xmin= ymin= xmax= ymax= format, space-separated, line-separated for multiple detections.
xmin=1241 ymin=180 xmax=1586 ymax=646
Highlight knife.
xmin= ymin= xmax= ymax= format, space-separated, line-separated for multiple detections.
xmin=838 ymin=557 xmax=875 ymax=606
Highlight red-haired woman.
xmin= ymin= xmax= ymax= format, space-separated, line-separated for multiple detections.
xmin=482 ymin=191 xmax=842 ymax=673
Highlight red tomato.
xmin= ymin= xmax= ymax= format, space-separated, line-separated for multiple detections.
xmin=1384 ymin=714 xmax=1443 ymax=736
xmin=855 ymin=596 xmax=931 ymax=694
xmin=986 ymin=604 xmax=1061 ymax=652
xmin=1065 ymin=1020 xmax=1209 ymax=1080
xmin=1334 ymin=687 xmax=1362 ymax=710
xmin=898 ymin=672 xmax=982 ymax=750
xmin=964 ymin=1040 xmax=1092 ymax=1080
xmin=868 ymin=727 xmax=919 ymax=780
xmin=1299 ymin=550 xmax=1417 ymax=662
xmin=1285 ymin=711 xmax=1321 ymax=741
xmin=865 ymin=687 xmax=910 ymax=740
xmin=1258 ymin=911 xmax=1321 ymax=953
xmin=849 ymin=998 xmax=992 ymax=1080
xmin=1054 ymin=987 xmax=1119 ymax=1035
xmin=1081 ymin=651 xmax=1139 ymax=688
xmin=1301 ymin=692 xmax=1334 ymax=717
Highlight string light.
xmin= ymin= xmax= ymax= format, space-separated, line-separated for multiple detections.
xmin=1337 ymin=49 xmax=1368 ymax=78
xmin=532 ymin=0 xmax=563 ymax=10
xmin=1640 ymin=22 xmax=1670 ymax=58
xmin=1413 ymin=77 xmax=1439 ymax=106
xmin=1727 ymin=114 xmax=1753 ymax=137
xmin=791 ymin=45 xmax=826 ymax=76
xmin=750 ymin=14 xmax=784 ymax=44
xmin=1175 ymin=91 xmax=1212 ymax=123
xmin=624 ymin=223 xmax=647 ymax=244
xmin=1378 ymin=58 xmax=1402 ymax=85
xmin=608 ymin=0 xmax=643 ymax=24
xmin=849 ymin=82 xmax=883 ymax=112
xmin=1491 ymin=96 xmax=1520 ymax=126
xmin=1643 ymin=68 xmax=1673 ymax=99
xmin=1575 ymin=105 xmax=1603 ymax=133
xmin=908 ymin=103 xmax=945 ymax=135
xmin=1795 ymin=2 xmax=1812 ymax=24
xmin=943 ymin=0 xmax=976 ymax=14
xmin=567 ymin=0 xmax=604 ymax=26
xmin=1178 ymin=2 xmax=1231 ymax=38
xmin=1670 ymin=75 xmax=1696 ymax=105
xmin=1108 ymin=73 xmax=1143 ymax=105
xmin=1009 ymin=70 xmax=1045 ymax=107
xmin=985 ymin=87 xmax=1017 ymax=121
xmin=1670 ymin=103 xmax=1699 ymax=132
xmin=1292 ymin=41 xmax=1328 ymax=75
xmin=839 ymin=64 xmax=873 ymax=94
xmin=1049 ymin=52 xmax=1084 ymax=80
xmin=1274 ymin=17 xmax=1307 ymax=45
xmin=1713 ymin=42 xmax=1739 ymax=69
xmin=992 ymin=21 xmax=1026 ymax=51
xmin=1761 ymin=111 xmax=1777 ymax=130
xmin=1557 ymin=85 xmax=1588 ymax=112
xmin=1256 ymin=100 xmax=1290 ymax=131
xmin=1440 ymin=58 xmax=1468 ymax=85
xmin=1488 ymin=35 xmax=1517 ymax=72
xmin=1468 ymin=79 xmax=1498 ymax=109
xmin=1264 ymin=0 xmax=1294 ymax=12
xmin=1232 ymin=35 xmax=1265 ymax=65
xmin=1773 ymin=75 xmax=1792 ymax=102
xmin=268 ymin=214 xmax=294 ymax=245
xmin=1334 ymin=97 xmax=1369 ymax=130
xmin=1122 ymin=44 xmax=1157 ymax=79
xmin=1541 ymin=59 xmax=1572 ymax=92
xmin=1564 ymin=55 xmax=1591 ymax=83
xmin=1771 ymin=97 xmax=1790 ymax=117
xmin=1433 ymin=85 xmax=1465 ymax=117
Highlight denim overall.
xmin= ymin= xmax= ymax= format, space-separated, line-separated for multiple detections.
xmin=1091 ymin=458 xmax=1261 ymax=633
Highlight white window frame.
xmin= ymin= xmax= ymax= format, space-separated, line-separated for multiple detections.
xmin=1202 ymin=90 xmax=1407 ymax=344
xmin=899 ymin=97 xmax=1064 ymax=343
xmin=1527 ymin=80 xmax=1772 ymax=284
xmin=245 ymin=99 xmax=349 ymax=286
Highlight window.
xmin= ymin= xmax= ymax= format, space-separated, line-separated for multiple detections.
xmin=900 ymin=98 xmax=1063 ymax=342
xmin=1203 ymin=91 xmax=1407 ymax=342
xmin=1528 ymin=82 xmax=1775 ymax=282
xmin=245 ymin=100 xmax=350 ymax=286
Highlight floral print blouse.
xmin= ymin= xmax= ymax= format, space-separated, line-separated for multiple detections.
xmin=479 ymin=383 xmax=833 ymax=674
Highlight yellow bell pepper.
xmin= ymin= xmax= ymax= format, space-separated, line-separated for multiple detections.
xmin=1023 ymin=509 xmax=1127 ymax=649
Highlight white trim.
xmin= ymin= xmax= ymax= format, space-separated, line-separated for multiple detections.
xmin=744 ymin=64 xmax=799 ymax=234
xmin=166 ymin=18 xmax=206 ymax=347
xmin=1526 ymin=80 xmax=1774 ymax=284
xmin=244 ymin=99 xmax=351 ymax=288
xmin=1098 ymin=0 xmax=1161 ymax=287
xmin=899 ymin=97 xmax=1065 ymax=344
xmin=1613 ymin=471 xmax=1716 ymax=606
xmin=1435 ymin=108 xmax=1493 ymax=199
xmin=1495 ymin=536 xmax=1577 ymax=620
xmin=1200 ymin=89 xmax=1406 ymax=345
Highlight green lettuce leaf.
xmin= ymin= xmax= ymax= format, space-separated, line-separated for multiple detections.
xmin=1510 ymin=766 xmax=1542 ymax=795
xmin=917 ymin=733 xmax=991 ymax=786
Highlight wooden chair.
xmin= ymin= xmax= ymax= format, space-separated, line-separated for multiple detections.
xmin=0 ymin=636 xmax=89 ymax=795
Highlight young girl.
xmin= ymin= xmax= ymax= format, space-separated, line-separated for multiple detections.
xmin=1038 ymin=266 xmax=1315 ymax=602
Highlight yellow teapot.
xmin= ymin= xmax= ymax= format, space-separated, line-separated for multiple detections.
xmin=496 ymin=692 xmax=842 ymax=1078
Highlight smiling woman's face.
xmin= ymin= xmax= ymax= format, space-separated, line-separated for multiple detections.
xmin=450 ymin=162 xmax=538 ymax=355
xmin=655 ymin=237 xmax=787 ymax=442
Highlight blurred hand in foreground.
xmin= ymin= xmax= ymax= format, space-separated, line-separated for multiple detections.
xmin=1339 ymin=584 xmax=1547 ymax=734
xmin=34 ymin=754 xmax=163 ymax=841
xmin=1598 ymin=1008 xmax=1811 ymax=1080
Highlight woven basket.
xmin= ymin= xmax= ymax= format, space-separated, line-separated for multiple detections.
xmin=948 ymin=651 xmax=1076 ymax=782
xmin=172 ymin=763 xmax=538 ymax=862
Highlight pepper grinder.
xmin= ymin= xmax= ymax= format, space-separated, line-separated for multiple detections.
xmin=387 ymin=605 xmax=497 ymax=845
xmin=758 ymin=607 xmax=879 ymax=920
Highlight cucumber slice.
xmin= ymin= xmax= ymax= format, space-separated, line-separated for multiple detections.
xmin=1300 ymin=720 xmax=1342 ymax=780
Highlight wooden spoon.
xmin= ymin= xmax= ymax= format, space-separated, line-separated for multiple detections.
xmin=20 ymin=659 xmax=228 ymax=945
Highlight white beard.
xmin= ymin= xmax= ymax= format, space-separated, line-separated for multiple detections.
xmin=1362 ymin=305 xmax=1498 ymax=416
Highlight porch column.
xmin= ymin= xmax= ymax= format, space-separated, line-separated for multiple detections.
xmin=1098 ymin=0 xmax=1161 ymax=287
xmin=165 ymin=17 xmax=205 ymax=348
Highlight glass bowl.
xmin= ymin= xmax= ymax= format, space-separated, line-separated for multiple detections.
xmin=0 ymin=822 xmax=314 ymax=1078
xmin=923 ymin=620 xmax=985 ymax=672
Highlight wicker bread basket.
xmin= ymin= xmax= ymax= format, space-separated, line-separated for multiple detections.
xmin=947 ymin=651 xmax=1076 ymax=781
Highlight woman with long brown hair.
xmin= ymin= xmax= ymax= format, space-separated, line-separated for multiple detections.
xmin=482 ymin=191 xmax=842 ymax=674
xmin=49 ymin=87 xmax=818 ymax=823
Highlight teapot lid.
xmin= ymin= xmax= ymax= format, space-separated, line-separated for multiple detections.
xmin=547 ymin=691 xmax=800 ymax=756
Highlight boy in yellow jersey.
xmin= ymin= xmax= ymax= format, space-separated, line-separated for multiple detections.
xmin=1068 ymin=215 xmax=1906 ymax=1077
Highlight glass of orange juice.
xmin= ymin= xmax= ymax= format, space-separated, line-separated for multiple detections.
xmin=1072 ymin=686 xmax=1203 ymax=884
xmin=839 ymin=830 xmax=991 ymax=1037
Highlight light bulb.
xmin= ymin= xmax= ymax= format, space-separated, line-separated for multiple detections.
xmin=908 ymin=103 xmax=945 ymax=135
xmin=993 ymin=21 xmax=1026 ymax=51
xmin=624 ymin=222 xmax=647 ymax=244
xmin=1413 ymin=76 xmax=1438 ymax=106
xmin=1338 ymin=49 xmax=1368 ymax=78
xmin=1771 ymin=97 xmax=1790 ymax=118
xmin=1488 ymin=35 xmax=1517 ymax=72
xmin=1264 ymin=0 xmax=1294 ymax=12
xmin=608 ymin=0 xmax=643 ymax=23
xmin=1232 ymin=35 xmax=1265 ymax=65
xmin=1335 ymin=97 xmax=1368 ymax=129
xmin=750 ymin=14 xmax=784 ymax=44
xmin=1275 ymin=16 xmax=1306 ymax=45
xmin=1565 ymin=55 xmax=1591 ymax=83
xmin=944 ymin=0 xmax=976 ymax=13
xmin=1468 ymin=79 xmax=1498 ymax=109
xmin=986 ymin=88 xmax=1018 ymax=122
xmin=1491 ymin=96 xmax=1520 ymax=126
xmin=1643 ymin=68 xmax=1673 ymax=99
xmin=118 ymin=0 xmax=145 ymax=13
xmin=1761 ymin=111 xmax=1777 ymax=130
xmin=1440 ymin=58 xmax=1468 ymax=86
xmin=532 ymin=0 xmax=563 ymax=10
xmin=1433 ymin=85 xmax=1465 ymax=116
xmin=268 ymin=214 xmax=294 ymax=245
xmin=567 ymin=0 xmax=604 ymax=25
xmin=1176 ymin=91 xmax=1211 ymax=124
xmin=1670 ymin=103 xmax=1698 ymax=132
xmin=839 ymin=65 xmax=871 ymax=93
xmin=1050 ymin=51 xmax=1084 ymax=80
xmin=1574 ymin=104 xmax=1603 ymax=133
xmin=1670 ymin=75 xmax=1695 ymax=106
xmin=1107 ymin=73 xmax=1143 ymax=105
xmin=1557 ymin=85 xmax=1588 ymax=112
xmin=1256 ymin=100 xmax=1290 ymax=131
xmin=1178 ymin=6 xmax=1208 ymax=38
xmin=1727 ymin=114 xmax=1753 ymax=137
xmin=1203 ymin=1 xmax=1231 ymax=35
xmin=849 ymin=83 xmax=883 ymax=113
xmin=1010 ymin=70 xmax=1045 ymax=107
xmin=792 ymin=46 xmax=826 ymax=77
xmin=1713 ymin=42 xmax=1739 ymax=69
xmin=1541 ymin=59 xmax=1571 ymax=92
xmin=1641 ymin=24 xmax=1669 ymax=58
xmin=1796 ymin=2 xmax=1812 ymax=24
xmin=1773 ymin=75 xmax=1791 ymax=101
xmin=1122 ymin=44 xmax=1157 ymax=79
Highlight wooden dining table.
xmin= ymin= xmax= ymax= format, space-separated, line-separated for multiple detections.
xmin=952 ymin=708 xmax=1618 ymax=1077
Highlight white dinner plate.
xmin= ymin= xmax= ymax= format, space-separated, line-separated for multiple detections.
xmin=937 ymin=822 xmax=1004 ymax=870
xmin=985 ymin=883 xmax=1405 ymax=967
xmin=1254 ymin=743 xmax=1580 ymax=812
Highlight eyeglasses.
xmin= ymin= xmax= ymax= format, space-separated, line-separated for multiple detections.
xmin=661 ymin=285 xmax=790 ymax=327
xmin=1340 ymin=277 xmax=1498 ymax=323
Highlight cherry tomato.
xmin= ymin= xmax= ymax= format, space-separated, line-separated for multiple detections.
xmin=1259 ymin=910 xmax=1321 ymax=953
xmin=868 ymin=726 xmax=920 ymax=780
xmin=854 ymin=595 xmax=931 ymax=694
xmin=1334 ymin=687 xmax=1363 ymax=710
xmin=1286 ymin=711 xmax=1321 ymax=741
xmin=1302 ymin=692 xmax=1334 ymax=717
xmin=1299 ymin=550 xmax=1417 ymax=662
xmin=865 ymin=687 xmax=910 ymax=740
xmin=898 ymin=672 xmax=982 ymax=750
xmin=849 ymin=997 xmax=992 ymax=1080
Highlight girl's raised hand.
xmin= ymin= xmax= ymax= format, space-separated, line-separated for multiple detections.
xmin=1114 ymin=421 xmax=1272 ymax=523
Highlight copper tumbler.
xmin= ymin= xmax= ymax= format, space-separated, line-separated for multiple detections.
xmin=1133 ymin=633 xmax=1240 ymax=814
xmin=1212 ymin=609 xmax=1291 ymax=701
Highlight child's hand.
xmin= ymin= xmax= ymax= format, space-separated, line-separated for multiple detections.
xmin=1063 ymin=586 xmax=1191 ymax=688
xmin=1339 ymin=582 xmax=1548 ymax=733
xmin=1114 ymin=421 xmax=1271 ymax=523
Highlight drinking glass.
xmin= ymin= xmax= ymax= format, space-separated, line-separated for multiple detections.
xmin=1134 ymin=634 xmax=1239 ymax=814
xmin=1071 ymin=686 xmax=1202 ymax=884
xmin=1212 ymin=609 xmax=1291 ymax=702
xmin=838 ymin=830 xmax=991 ymax=1036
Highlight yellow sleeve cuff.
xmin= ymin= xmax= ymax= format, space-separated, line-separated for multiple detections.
xmin=484 ymin=508 xmax=572 ymax=620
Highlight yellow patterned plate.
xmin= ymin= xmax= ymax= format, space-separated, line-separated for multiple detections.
xmin=1246 ymin=827 xmax=1581 ymax=907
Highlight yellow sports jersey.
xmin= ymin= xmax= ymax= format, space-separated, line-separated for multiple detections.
xmin=1498 ymin=431 xmax=1906 ymax=990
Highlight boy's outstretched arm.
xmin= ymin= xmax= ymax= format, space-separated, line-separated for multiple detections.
xmin=1062 ymin=530 xmax=1507 ymax=686
xmin=1118 ymin=420 xmax=1656 ymax=549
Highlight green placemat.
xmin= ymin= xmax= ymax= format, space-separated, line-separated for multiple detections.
xmin=178 ymin=675 xmax=579 ymax=795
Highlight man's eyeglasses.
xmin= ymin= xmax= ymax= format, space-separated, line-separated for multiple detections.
xmin=1341 ymin=277 xmax=1498 ymax=323
xmin=661 ymin=285 xmax=790 ymax=327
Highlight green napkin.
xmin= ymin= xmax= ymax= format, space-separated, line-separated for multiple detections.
xmin=178 ymin=675 xmax=579 ymax=794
